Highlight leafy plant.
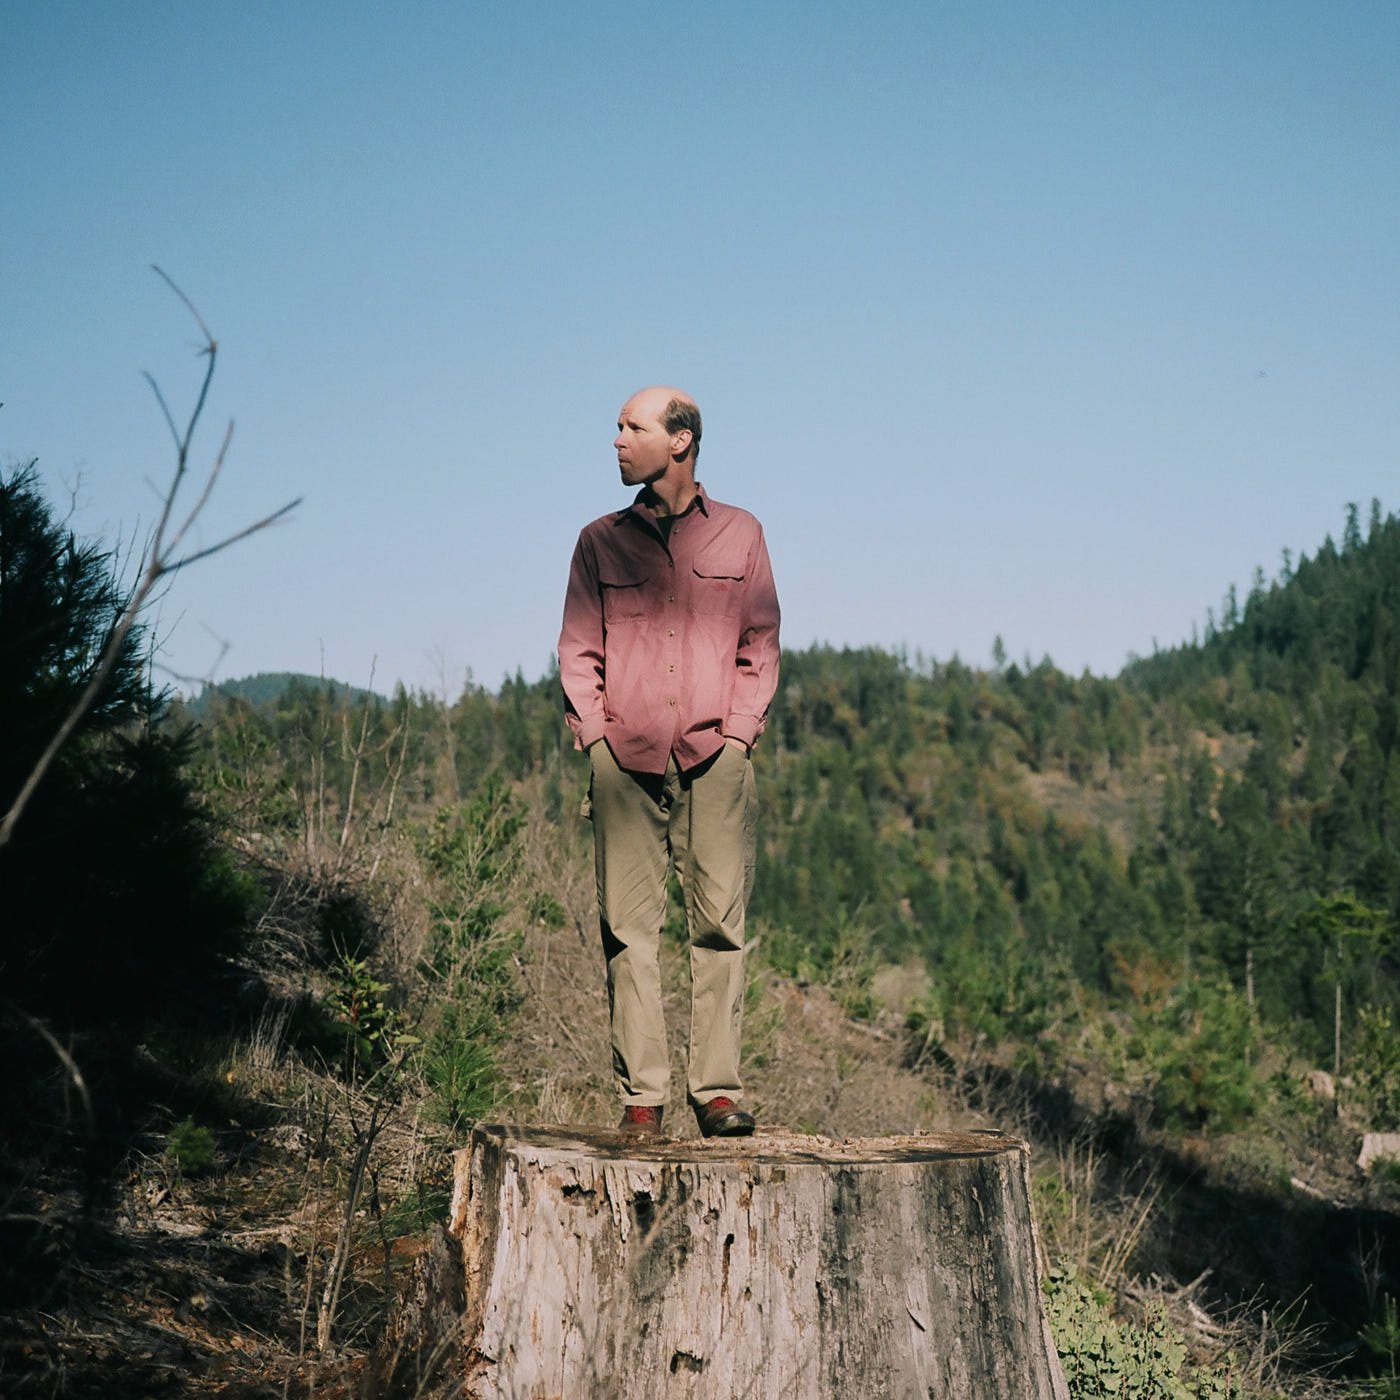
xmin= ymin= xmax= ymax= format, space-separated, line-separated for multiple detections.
xmin=167 ymin=1116 xmax=217 ymax=1178
xmin=422 ymin=1024 xmax=501 ymax=1132
xmin=325 ymin=953 xmax=417 ymax=1075
xmin=1044 ymin=1261 xmax=1238 ymax=1400
xmin=379 ymin=1177 xmax=453 ymax=1240
xmin=1353 ymin=1006 xmax=1400 ymax=1127
xmin=1369 ymin=1157 xmax=1400 ymax=1203
xmin=415 ymin=781 xmax=528 ymax=1130
xmin=1151 ymin=979 xmax=1260 ymax=1133
xmin=1360 ymin=1293 xmax=1400 ymax=1387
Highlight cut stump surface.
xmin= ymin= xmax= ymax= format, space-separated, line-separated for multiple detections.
xmin=443 ymin=1124 xmax=1068 ymax=1399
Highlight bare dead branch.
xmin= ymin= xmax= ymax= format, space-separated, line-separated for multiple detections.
xmin=162 ymin=415 xmax=230 ymax=555
xmin=150 ymin=262 xmax=215 ymax=347
xmin=367 ymin=716 xmax=411 ymax=884
xmin=164 ymin=494 xmax=300 ymax=574
xmin=0 ymin=270 xmax=301 ymax=848
xmin=142 ymin=369 xmax=187 ymax=458
xmin=335 ymin=661 xmax=379 ymax=876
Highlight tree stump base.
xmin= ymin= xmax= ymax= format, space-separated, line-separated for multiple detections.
xmin=433 ymin=1123 xmax=1067 ymax=1399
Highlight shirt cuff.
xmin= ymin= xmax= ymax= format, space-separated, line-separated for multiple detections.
xmin=574 ymin=716 xmax=608 ymax=751
xmin=724 ymin=714 xmax=761 ymax=748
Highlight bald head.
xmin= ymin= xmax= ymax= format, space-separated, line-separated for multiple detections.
xmin=626 ymin=386 xmax=702 ymax=463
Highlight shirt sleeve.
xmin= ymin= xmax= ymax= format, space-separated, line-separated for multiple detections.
xmin=725 ymin=523 xmax=781 ymax=748
xmin=558 ymin=531 xmax=609 ymax=751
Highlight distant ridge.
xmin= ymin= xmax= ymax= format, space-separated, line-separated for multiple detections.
xmin=182 ymin=672 xmax=389 ymax=720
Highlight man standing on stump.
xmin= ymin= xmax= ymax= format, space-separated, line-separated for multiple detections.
xmin=558 ymin=386 xmax=781 ymax=1138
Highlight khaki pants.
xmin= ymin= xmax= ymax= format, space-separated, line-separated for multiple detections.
xmin=588 ymin=740 xmax=756 ymax=1108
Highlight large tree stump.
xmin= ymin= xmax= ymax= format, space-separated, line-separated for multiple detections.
xmin=441 ymin=1123 xmax=1068 ymax=1399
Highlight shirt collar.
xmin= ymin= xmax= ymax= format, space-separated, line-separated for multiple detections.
xmin=614 ymin=481 xmax=711 ymax=526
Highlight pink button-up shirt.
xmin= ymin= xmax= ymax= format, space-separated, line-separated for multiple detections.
xmin=558 ymin=484 xmax=781 ymax=775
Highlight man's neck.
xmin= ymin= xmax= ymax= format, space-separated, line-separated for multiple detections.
xmin=638 ymin=470 xmax=699 ymax=520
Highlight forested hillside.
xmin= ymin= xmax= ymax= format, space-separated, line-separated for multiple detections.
xmin=6 ymin=468 xmax=1400 ymax=1397
xmin=183 ymin=500 xmax=1400 ymax=1128
xmin=184 ymin=672 xmax=387 ymax=719
xmin=750 ymin=497 xmax=1400 ymax=1123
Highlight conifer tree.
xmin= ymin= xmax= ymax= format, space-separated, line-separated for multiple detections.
xmin=0 ymin=463 xmax=251 ymax=1025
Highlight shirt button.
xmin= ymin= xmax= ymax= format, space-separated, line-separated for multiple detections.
xmin=667 ymin=595 xmax=675 ymax=603
xmin=668 ymin=664 xmax=675 ymax=672
xmin=668 ymin=697 xmax=677 ymax=707
xmin=666 ymin=629 xmax=674 ymax=637
xmin=667 ymin=559 xmax=675 ymax=569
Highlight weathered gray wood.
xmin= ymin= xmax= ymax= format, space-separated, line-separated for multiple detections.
xmin=442 ymin=1123 xmax=1069 ymax=1400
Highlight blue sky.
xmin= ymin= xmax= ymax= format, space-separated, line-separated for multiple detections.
xmin=4 ymin=1 xmax=1397 ymax=697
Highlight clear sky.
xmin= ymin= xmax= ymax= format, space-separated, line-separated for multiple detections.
xmin=4 ymin=1 xmax=1397 ymax=698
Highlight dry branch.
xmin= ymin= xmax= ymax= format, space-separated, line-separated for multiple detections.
xmin=0 ymin=267 xmax=301 ymax=848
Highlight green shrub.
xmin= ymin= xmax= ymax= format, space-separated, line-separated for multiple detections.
xmin=415 ymin=782 xmax=527 ymax=1130
xmin=1 ymin=465 xmax=259 ymax=1029
xmin=167 ymin=1117 xmax=217 ymax=1177
xmin=1370 ymin=1157 xmax=1400 ymax=1203
xmin=1216 ymin=1135 xmax=1293 ymax=1195
xmin=1362 ymin=1293 xmax=1400 ymax=1368
xmin=1150 ymin=980 xmax=1260 ymax=1133
xmin=1353 ymin=1006 xmax=1400 ymax=1127
xmin=1044 ymin=1261 xmax=1238 ymax=1399
xmin=379 ymin=1179 xmax=453 ymax=1240
xmin=422 ymin=1017 xmax=501 ymax=1132
xmin=325 ymin=953 xmax=417 ymax=1076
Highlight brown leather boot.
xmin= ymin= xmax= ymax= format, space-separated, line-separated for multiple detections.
xmin=693 ymin=1097 xmax=755 ymax=1138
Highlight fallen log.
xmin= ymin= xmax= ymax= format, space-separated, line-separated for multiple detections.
xmin=397 ymin=1123 xmax=1069 ymax=1399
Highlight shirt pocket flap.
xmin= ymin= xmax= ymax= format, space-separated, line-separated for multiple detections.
xmin=692 ymin=549 xmax=747 ymax=582
xmin=598 ymin=569 xmax=648 ymax=621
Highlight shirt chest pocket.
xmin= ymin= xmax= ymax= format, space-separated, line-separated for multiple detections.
xmin=599 ymin=570 xmax=649 ymax=623
xmin=691 ymin=551 xmax=746 ymax=616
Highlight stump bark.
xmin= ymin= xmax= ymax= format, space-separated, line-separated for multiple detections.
xmin=440 ymin=1123 xmax=1068 ymax=1400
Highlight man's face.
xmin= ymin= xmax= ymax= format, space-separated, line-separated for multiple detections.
xmin=614 ymin=391 xmax=681 ymax=488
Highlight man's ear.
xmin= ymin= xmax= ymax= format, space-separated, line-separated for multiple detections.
xmin=670 ymin=428 xmax=693 ymax=459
